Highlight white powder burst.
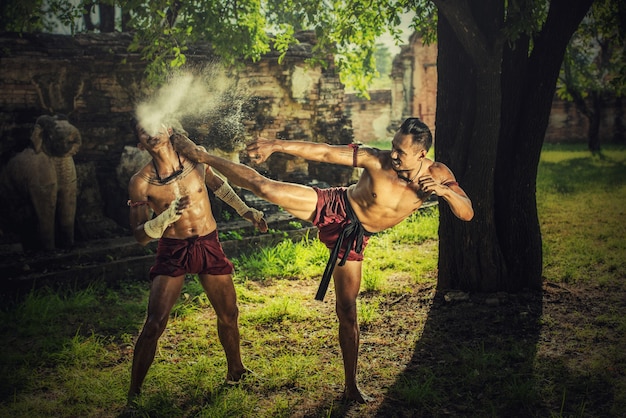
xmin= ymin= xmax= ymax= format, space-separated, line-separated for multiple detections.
xmin=135 ymin=63 xmax=250 ymax=150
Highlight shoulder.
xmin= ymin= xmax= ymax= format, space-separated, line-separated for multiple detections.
xmin=129 ymin=162 xmax=152 ymax=191
xmin=358 ymin=146 xmax=389 ymax=169
xmin=359 ymin=145 xmax=384 ymax=158
xmin=428 ymin=160 xmax=456 ymax=181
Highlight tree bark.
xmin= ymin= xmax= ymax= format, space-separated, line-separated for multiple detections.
xmin=436 ymin=0 xmax=507 ymax=292
xmin=435 ymin=0 xmax=593 ymax=292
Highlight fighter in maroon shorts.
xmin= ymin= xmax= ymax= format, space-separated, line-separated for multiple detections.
xmin=172 ymin=117 xmax=473 ymax=404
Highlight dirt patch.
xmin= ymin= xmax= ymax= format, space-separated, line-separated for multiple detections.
xmin=259 ymin=277 xmax=625 ymax=417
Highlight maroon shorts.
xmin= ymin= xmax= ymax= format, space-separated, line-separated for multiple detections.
xmin=149 ymin=230 xmax=234 ymax=279
xmin=312 ymin=187 xmax=371 ymax=262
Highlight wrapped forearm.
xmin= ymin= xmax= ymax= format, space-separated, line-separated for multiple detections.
xmin=143 ymin=198 xmax=182 ymax=239
xmin=213 ymin=181 xmax=264 ymax=222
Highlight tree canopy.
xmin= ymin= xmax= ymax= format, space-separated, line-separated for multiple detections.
xmin=1 ymin=0 xmax=422 ymax=88
xmin=557 ymin=0 xmax=626 ymax=151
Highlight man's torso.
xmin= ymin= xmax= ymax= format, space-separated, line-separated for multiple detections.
xmin=347 ymin=158 xmax=434 ymax=233
xmin=141 ymin=159 xmax=218 ymax=239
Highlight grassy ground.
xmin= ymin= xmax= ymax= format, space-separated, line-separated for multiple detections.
xmin=0 ymin=144 xmax=624 ymax=417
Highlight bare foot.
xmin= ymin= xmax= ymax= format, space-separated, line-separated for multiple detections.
xmin=225 ymin=368 xmax=252 ymax=385
xmin=343 ymin=387 xmax=374 ymax=404
xmin=126 ymin=391 xmax=139 ymax=407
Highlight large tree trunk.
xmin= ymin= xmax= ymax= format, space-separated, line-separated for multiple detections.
xmin=434 ymin=0 xmax=593 ymax=292
xmin=614 ymin=97 xmax=625 ymax=143
xmin=435 ymin=0 xmax=507 ymax=291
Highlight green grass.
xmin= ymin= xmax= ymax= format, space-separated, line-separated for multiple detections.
xmin=538 ymin=144 xmax=626 ymax=286
xmin=0 ymin=143 xmax=624 ymax=417
xmin=234 ymin=231 xmax=328 ymax=281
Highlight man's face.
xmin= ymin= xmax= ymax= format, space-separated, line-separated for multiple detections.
xmin=390 ymin=133 xmax=424 ymax=171
xmin=135 ymin=123 xmax=170 ymax=151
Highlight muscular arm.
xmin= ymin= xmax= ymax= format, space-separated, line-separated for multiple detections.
xmin=205 ymin=165 xmax=268 ymax=232
xmin=128 ymin=175 xmax=156 ymax=246
xmin=128 ymin=174 xmax=188 ymax=245
xmin=246 ymin=137 xmax=381 ymax=169
xmin=418 ymin=163 xmax=474 ymax=221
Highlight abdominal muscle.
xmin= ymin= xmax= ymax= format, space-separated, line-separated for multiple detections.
xmin=161 ymin=185 xmax=218 ymax=239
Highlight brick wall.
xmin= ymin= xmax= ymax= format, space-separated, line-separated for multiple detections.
xmin=0 ymin=32 xmax=354 ymax=244
xmin=344 ymin=90 xmax=392 ymax=143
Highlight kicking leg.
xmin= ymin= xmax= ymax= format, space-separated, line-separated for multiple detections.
xmin=172 ymin=133 xmax=318 ymax=221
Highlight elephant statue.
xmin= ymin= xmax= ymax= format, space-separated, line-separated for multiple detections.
xmin=0 ymin=114 xmax=81 ymax=251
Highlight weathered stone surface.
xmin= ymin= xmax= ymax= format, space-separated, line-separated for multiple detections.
xmin=0 ymin=32 xmax=355 ymax=251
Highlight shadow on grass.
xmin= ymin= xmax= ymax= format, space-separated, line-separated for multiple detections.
xmin=0 ymin=277 xmax=149 ymax=404
xmin=374 ymin=290 xmax=544 ymax=417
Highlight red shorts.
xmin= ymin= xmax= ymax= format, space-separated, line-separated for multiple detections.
xmin=312 ymin=187 xmax=371 ymax=262
xmin=149 ymin=230 xmax=234 ymax=279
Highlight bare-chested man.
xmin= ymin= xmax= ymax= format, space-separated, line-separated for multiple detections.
xmin=126 ymin=119 xmax=268 ymax=403
xmin=171 ymin=117 xmax=473 ymax=404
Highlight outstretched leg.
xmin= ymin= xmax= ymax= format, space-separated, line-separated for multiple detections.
xmin=128 ymin=274 xmax=185 ymax=402
xmin=172 ymin=133 xmax=318 ymax=221
xmin=333 ymin=261 xmax=372 ymax=404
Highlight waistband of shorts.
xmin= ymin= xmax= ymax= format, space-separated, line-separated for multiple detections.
xmin=158 ymin=229 xmax=219 ymax=244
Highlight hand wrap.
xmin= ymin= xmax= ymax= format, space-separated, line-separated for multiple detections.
xmin=213 ymin=182 xmax=264 ymax=222
xmin=143 ymin=198 xmax=182 ymax=239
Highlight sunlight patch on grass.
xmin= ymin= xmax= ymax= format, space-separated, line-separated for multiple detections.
xmin=361 ymin=268 xmax=386 ymax=292
xmin=234 ymin=236 xmax=327 ymax=282
xmin=260 ymin=353 xmax=320 ymax=390
xmin=243 ymin=297 xmax=312 ymax=326
xmin=366 ymin=239 xmax=438 ymax=285
xmin=538 ymin=146 xmax=626 ymax=286
xmin=358 ymin=297 xmax=381 ymax=325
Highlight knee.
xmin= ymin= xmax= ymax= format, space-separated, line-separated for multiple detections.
xmin=217 ymin=305 xmax=239 ymax=328
xmin=251 ymin=178 xmax=273 ymax=199
xmin=141 ymin=315 xmax=169 ymax=340
xmin=336 ymin=301 xmax=358 ymax=325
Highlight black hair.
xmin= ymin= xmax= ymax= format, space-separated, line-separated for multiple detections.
xmin=399 ymin=117 xmax=433 ymax=151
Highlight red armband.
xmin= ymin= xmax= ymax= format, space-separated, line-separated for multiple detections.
xmin=127 ymin=200 xmax=150 ymax=207
xmin=348 ymin=143 xmax=359 ymax=167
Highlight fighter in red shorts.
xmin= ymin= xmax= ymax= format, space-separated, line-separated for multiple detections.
xmin=126 ymin=118 xmax=267 ymax=406
xmin=172 ymin=117 xmax=474 ymax=404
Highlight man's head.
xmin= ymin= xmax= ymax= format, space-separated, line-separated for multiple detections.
xmin=398 ymin=117 xmax=432 ymax=151
xmin=390 ymin=117 xmax=432 ymax=172
xmin=130 ymin=116 xmax=186 ymax=151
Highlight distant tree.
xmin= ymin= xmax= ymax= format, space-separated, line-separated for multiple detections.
xmin=82 ymin=1 xmax=116 ymax=32
xmin=557 ymin=0 xmax=626 ymax=152
xmin=374 ymin=43 xmax=392 ymax=77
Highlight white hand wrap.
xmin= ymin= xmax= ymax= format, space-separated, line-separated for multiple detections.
xmin=214 ymin=181 xmax=264 ymax=222
xmin=143 ymin=198 xmax=182 ymax=239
